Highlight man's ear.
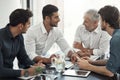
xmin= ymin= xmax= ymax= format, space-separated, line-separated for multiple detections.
xmin=45 ymin=16 xmax=50 ymax=22
xmin=18 ymin=23 xmax=23 ymax=30
xmin=102 ymin=20 xmax=106 ymax=27
xmin=103 ymin=21 xmax=110 ymax=27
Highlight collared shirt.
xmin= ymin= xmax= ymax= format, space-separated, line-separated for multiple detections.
xmin=106 ymin=29 xmax=120 ymax=74
xmin=0 ymin=24 xmax=34 ymax=77
xmin=24 ymin=22 xmax=71 ymax=60
xmin=74 ymin=25 xmax=111 ymax=57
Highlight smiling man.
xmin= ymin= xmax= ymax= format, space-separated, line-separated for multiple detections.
xmin=73 ymin=9 xmax=111 ymax=58
xmin=24 ymin=4 xmax=76 ymax=64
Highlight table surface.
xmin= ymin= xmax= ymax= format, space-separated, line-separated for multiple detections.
xmin=0 ymin=72 xmax=110 ymax=80
xmin=0 ymin=72 xmax=112 ymax=80
xmin=0 ymin=61 xmax=115 ymax=80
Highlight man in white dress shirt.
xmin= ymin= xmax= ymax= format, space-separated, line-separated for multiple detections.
xmin=24 ymin=4 xmax=75 ymax=64
xmin=73 ymin=9 xmax=111 ymax=58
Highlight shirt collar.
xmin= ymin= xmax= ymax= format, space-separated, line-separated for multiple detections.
xmin=93 ymin=26 xmax=101 ymax=34
xmin=6 ymin=23 xmax=20 ymax=39
xmin=112 ymin=29 xmax=119 ymax=36
xmin=41 ymin=22 xmax=54 ymax=35
xmin=84 ymin=25 xmax=100 ymax=34
xmin=41 ymin=22 xmax=48 ymax=34
xmin=6 ymin=24 xmax=14 ymax=38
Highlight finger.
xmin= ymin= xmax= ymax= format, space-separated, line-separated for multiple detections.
xmin=50 ymin=54 xmax=56 ymax=58
xmin=38 ymin=60 xmax=43 ymax=63
xmin=39 ymin=63 xmax=46 ymax=68
xmin=71 ymin=57 xmax=76 ymax=63
xmin=81 ymin=57 xmax=86 ymax=59
xmin=52 ymin=54 xmax=56 ymax=57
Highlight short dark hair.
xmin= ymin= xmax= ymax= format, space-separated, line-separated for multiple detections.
xmin=42 ymin=4 xmax=58 ymax=20
xmin=9 ymin=9 xmax=33 ymax=26
xmin=98 ymin=5 xmax=120 ymax=29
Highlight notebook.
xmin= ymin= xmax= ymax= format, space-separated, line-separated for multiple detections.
xmin=63 ymin=69 xmax=91 ymax=77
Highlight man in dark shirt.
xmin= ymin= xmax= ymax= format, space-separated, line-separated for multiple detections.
xmin=76 ymin=5 xmax=120 ymax=79
xmin=0 ymin=9 xmax=44 ymax=77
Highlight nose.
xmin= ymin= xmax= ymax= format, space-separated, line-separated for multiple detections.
xmin=58 ymin=17 xmax=60 ymax=22
xmin=27 ymin=24 xmax=31 ymax=28
xmin=83 ymin=21 xmax=85 ymax=25
xmin=27 ymin=25 xmax=30 ymax=28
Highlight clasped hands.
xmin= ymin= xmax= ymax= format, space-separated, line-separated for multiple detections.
xmin=70 ymin=51 xmax=93 ymax=70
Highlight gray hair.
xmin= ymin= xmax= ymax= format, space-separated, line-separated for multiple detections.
xmin=85 ymin=9 xmax=100 ymax=21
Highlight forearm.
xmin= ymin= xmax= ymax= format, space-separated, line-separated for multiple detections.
xmin=87 ymin=64 xmax=114 ymax=77
xmin=33 ymin=56 xmax=51 ymax=64
xmin=67 ymin=50 xmax=73 ymax=58
xmin=17 ymin=47 xmax=35 ymax=66
xmin=90 ymin=59 xmax=108 ymax=66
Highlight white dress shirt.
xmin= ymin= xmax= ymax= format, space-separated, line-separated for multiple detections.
xmin=74 ymin=25 xmax=111 ymax=57
xmin=24 ymin=22 xmax=71 ymax=60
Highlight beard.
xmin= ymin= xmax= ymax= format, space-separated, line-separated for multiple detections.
xmin=85 ymin=25 xmax=93 ymax=32
xmin=101 ymin=26 xmax=106 ymax=31
xmin=49 ymin=20 xmax=58 ymax=27
xmin=50 ymin=23 xmax=58 ymax=27
xmin=21 ymin=29 xmax=28 ymax=34
xmin=102 ymin=28 xmax=106 ymax=31
xmin=21 ymin=31 xmax=27 ymax=34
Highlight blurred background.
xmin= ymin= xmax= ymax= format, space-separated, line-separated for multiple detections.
xmin=0 ymin=0 xmax=120 ymax=47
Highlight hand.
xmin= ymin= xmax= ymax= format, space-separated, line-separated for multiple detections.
xmin=77 ymin=59 xmax=91 ymax=70
xmin=22 ymin=66 xmax=39 ymax=76
xmin=81 ymin=56 xmax=93 ymax=64
xmin=49 ymin=54 xmax=57 ymax=63
xmin=28 ymin=66 xmax=45 ymax=76
xmin=70 ymin=53 xmax=80 ymax=63
xmin=27 ymin=67 xmax=36 ymax=76
xmin=77 ymin=51 xmax=91 ymax=57
xmin=82 ymin=48 xmax=93 ymax=56
xmin=50 ymin=54 xmax=56 ymax=59
xmin=35 ymin=61 xmax=46 ymax=68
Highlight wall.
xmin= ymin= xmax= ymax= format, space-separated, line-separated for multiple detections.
xmin=0 ymin=0 xmax=21 ymax=28
xmin=64 ymin=0 xmax=120 ymax=47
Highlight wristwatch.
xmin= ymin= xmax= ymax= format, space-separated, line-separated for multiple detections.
xmin=24 ymin=69 xmax=29 ymax=77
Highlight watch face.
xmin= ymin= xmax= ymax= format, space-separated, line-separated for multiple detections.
xmin=24 ymin=70 xmax=29 ymax=77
